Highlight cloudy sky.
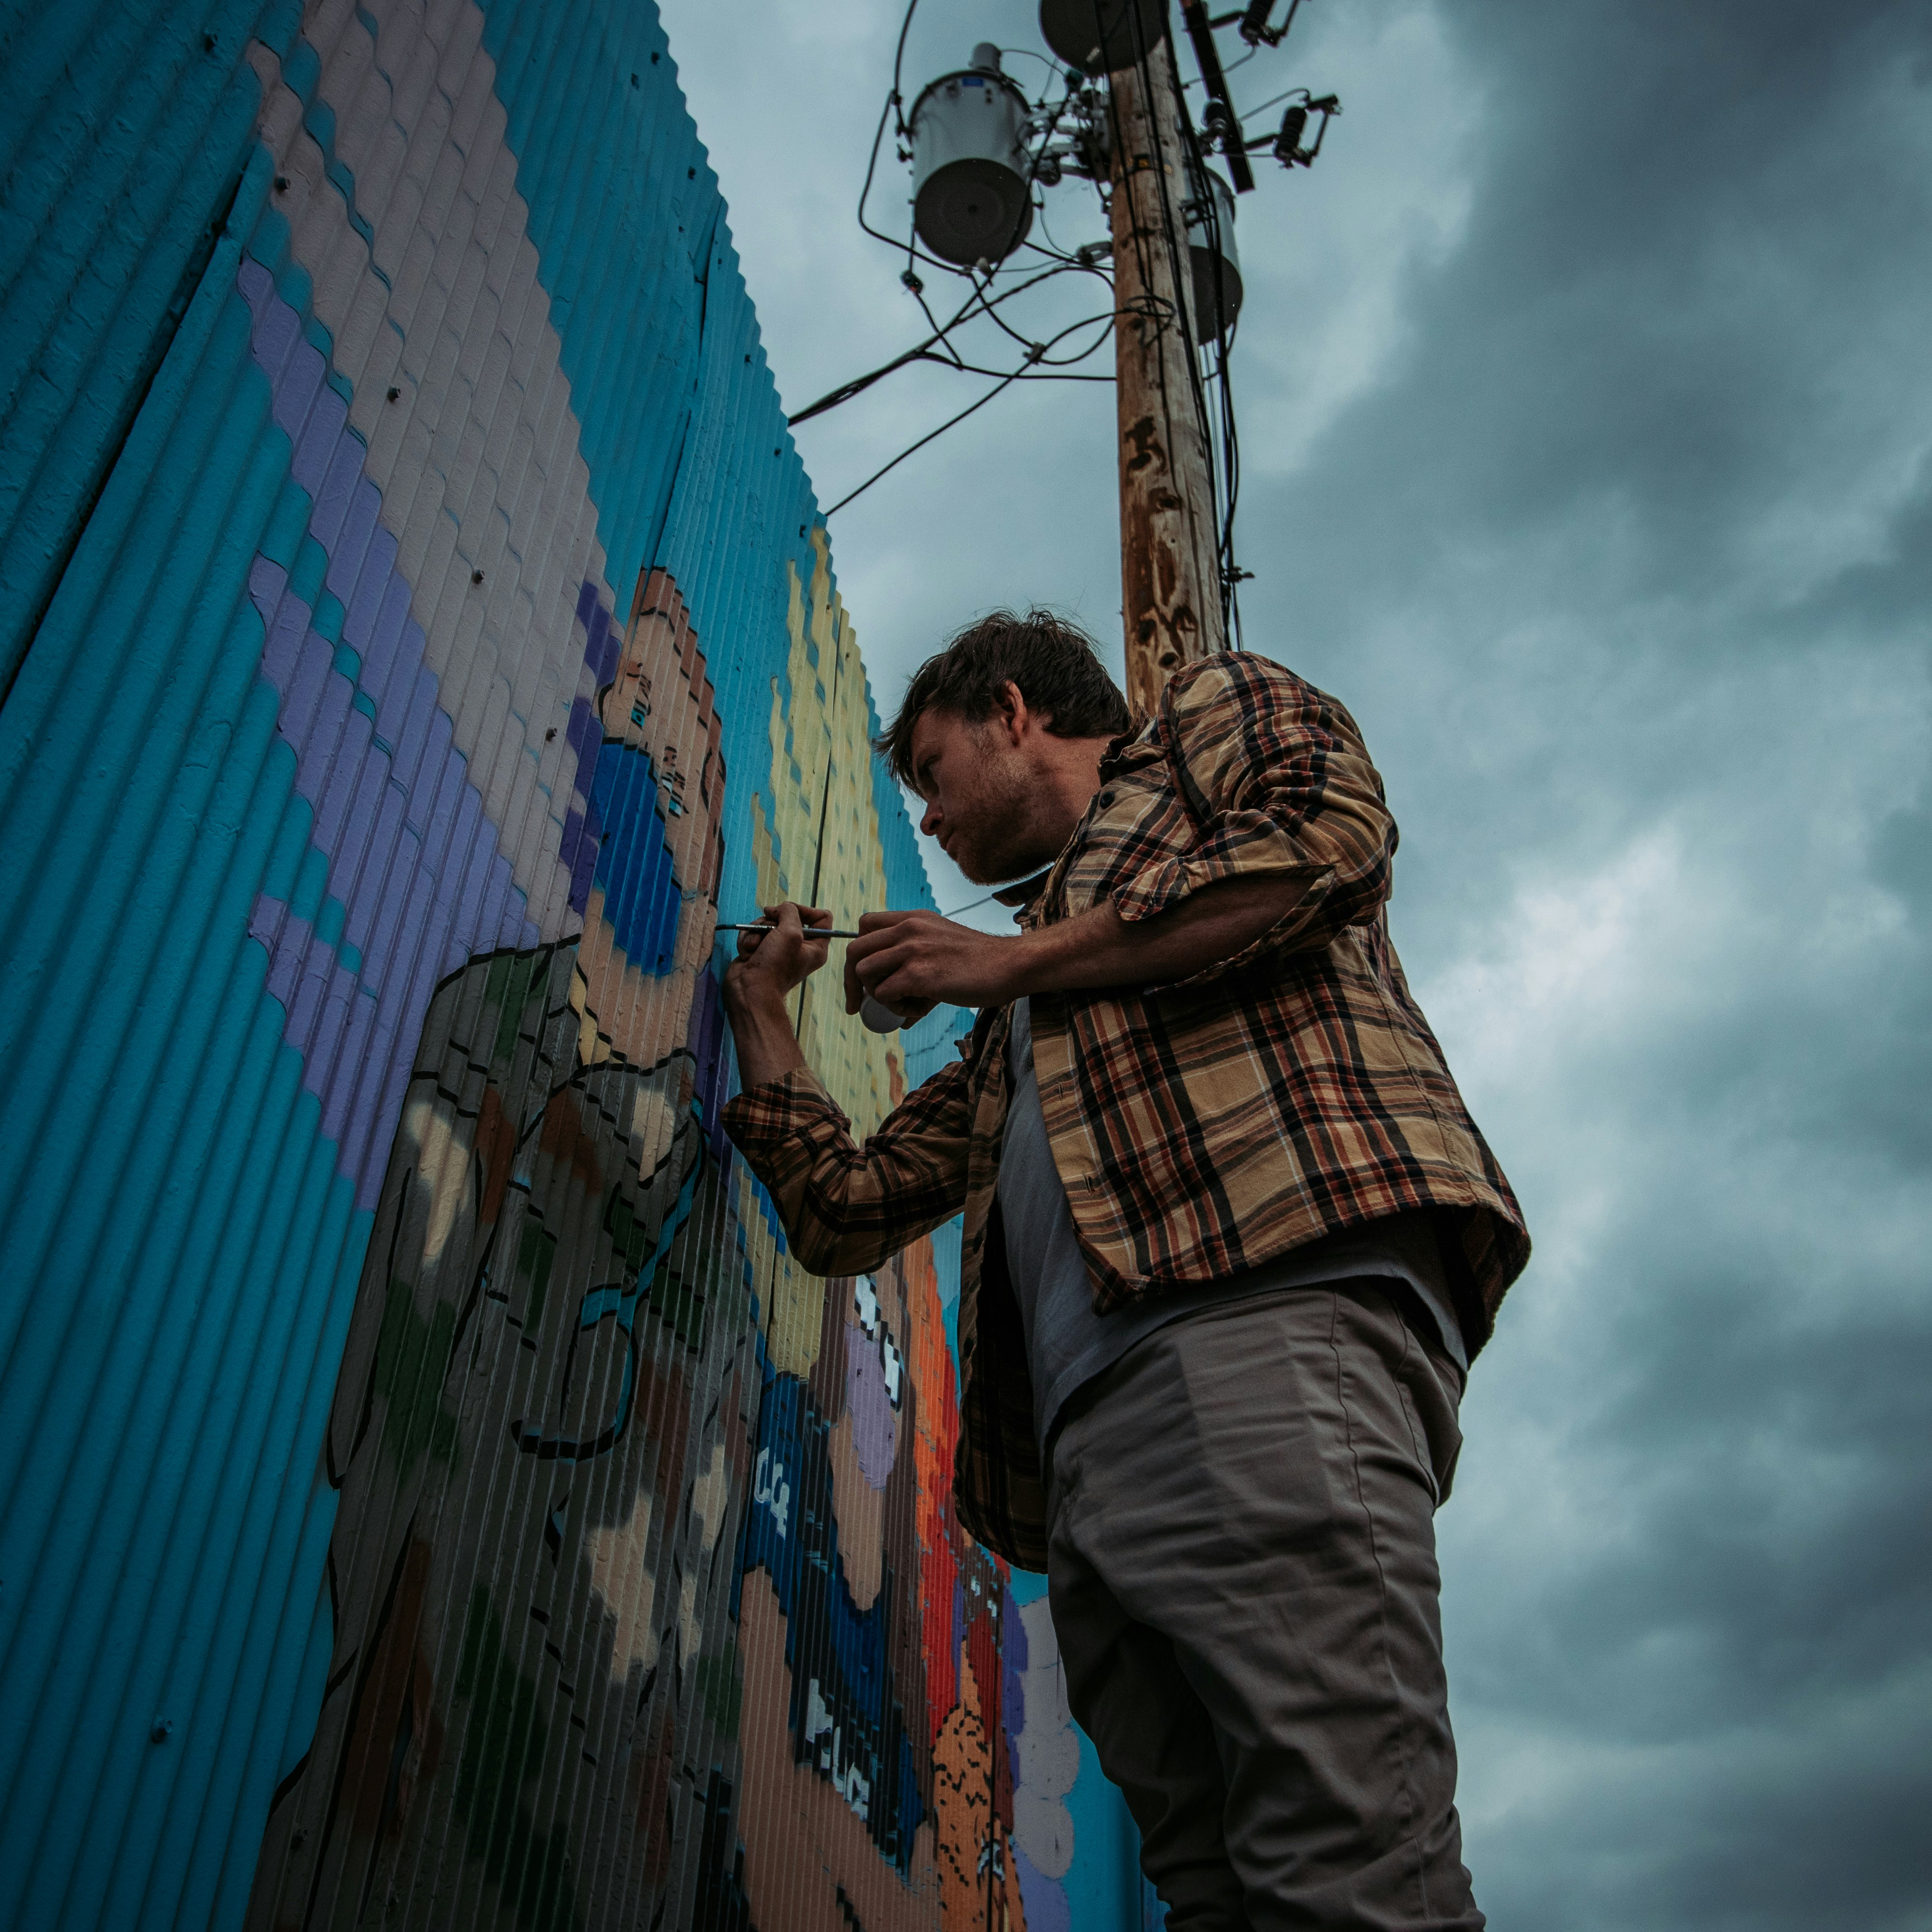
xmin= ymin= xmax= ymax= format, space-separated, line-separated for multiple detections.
xmin=658 ymin=2 xmax=1932 ymax=1924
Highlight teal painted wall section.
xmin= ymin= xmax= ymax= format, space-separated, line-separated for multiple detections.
xmin=0 ymin=0 xmax=304 ymax=693
xmin=0 ymin=2 xmax=1149 ymax=1928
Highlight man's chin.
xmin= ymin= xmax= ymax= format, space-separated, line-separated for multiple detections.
xmin=957 ymin=849 xmax=1051 ymax=891
xmin=952 ymin=846 xmax=1020 ymax=888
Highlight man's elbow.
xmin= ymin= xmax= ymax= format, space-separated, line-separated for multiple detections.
xmin=784 ymin=1203 xmax=897 ymax=1279
xmin=787 ymin=1220 xmax=847 ymax=1276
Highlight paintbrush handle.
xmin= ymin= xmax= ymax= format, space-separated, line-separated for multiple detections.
xmin=720 ymin=922 xmax=864 ymax=938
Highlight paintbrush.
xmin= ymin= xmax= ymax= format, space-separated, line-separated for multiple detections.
xmin=718 ymin=921 xmax=864 ymax=938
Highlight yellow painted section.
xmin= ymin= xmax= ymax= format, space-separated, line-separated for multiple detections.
xmin=748 ymin=529 xmax=913 ymax=1376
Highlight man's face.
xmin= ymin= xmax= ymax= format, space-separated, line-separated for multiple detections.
xmin=907 ymin=705 xmax=1058 ymax=886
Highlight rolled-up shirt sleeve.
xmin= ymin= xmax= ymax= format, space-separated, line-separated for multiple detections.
xmin=1110 ymin=653 xmax=1397 ymax=985
xmin=722 ymin=1055 xmax=974 ymax=1276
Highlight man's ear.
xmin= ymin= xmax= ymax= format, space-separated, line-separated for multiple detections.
xmin=995 ymin=679 xmax=1030 ymax=746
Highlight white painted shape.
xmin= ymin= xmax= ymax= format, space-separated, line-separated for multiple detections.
xmin=1013 ymin=1594 xmax=1080 ymax=1880
xmin=691 ymin=1442 xmax=730 ymax=1554
xmin=403 ymin=1094 xmax=468 ymax=1262
xmin=586 ymin=1490 xmax=660 ymax=1683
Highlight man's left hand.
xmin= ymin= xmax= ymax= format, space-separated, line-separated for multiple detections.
xmin=844 ymin=911 xmax=1025 ymax=1023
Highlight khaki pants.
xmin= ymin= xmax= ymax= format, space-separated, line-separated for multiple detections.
xmin=1045 ymin=1281 xmax=1482 ymax=1931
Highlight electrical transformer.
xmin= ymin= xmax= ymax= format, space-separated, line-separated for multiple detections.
xmin=909 ymin=45 xmax=1037 ymax=266
xmin=1038 ymin=0 xmax=1169 ymax=74
xmin=1186 ymin=165 xmax=1243 ymax=340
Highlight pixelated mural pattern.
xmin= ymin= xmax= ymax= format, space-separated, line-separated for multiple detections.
xmin=0 ymin=0 xmax=1151 ymax=1927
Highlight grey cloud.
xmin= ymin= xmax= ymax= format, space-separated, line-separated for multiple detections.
xmin=1264 ymin=0 xmax=1932 ymax=609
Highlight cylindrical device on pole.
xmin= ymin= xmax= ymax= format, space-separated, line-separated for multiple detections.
xmin=908 ymin=49 xmax=1036 ymax=267
xmin=1109 ymin=33 xmax=1225 ymax=713
xmin=1040 ymin=0 xmax=1169 ymax=74
xmin=1185 ymin=165 xmax=1242 ymax=342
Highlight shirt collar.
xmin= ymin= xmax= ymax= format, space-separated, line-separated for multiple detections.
xmin=991 ymin=868 xmax=1054 ymax=913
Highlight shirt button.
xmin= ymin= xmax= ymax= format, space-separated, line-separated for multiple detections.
xmin=1097 ymin=790 xmax=1115 ymax=807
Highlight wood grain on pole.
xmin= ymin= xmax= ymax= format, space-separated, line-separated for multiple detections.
xmin=1110 ymin=33 xmax=1225 ymax=717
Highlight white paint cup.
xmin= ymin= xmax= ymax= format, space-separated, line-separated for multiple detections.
xmin=859 ymin=992 xmax=904 ymax=1035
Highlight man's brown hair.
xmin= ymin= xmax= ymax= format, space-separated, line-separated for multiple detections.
xmin=874 ymin=608 xmax=1131 ymax=789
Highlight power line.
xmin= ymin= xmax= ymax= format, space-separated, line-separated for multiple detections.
xmin=855 ymin=0 xmax=923 ymax=256
xmin=822 ymin=306 xmax=1118 ymax=518
xmin=786 ymin=259 xmax=1113 ymax=427
xmin=1172 ymin=77 xmax=1249 ymax=644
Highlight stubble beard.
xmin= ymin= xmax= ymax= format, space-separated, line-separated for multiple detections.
xmin=949 ymin=739 xmax=1057 ymax=886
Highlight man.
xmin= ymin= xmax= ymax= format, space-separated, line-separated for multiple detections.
xmin=722 ymin=611 xmax=1529 ymax=1930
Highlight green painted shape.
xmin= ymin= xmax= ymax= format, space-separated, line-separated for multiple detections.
xmin=694 ymin=1650 xmax=742 ymax=1738
xmin=603 ymin=1185 xmax=654 ymax=1277
xmin=644 ymin=1260 xmax=706 ymax=1350
xmin=485 ymin=949 xmax=550 ymax=1064
xmin=516 ymin=1219 xmax=557 ymax=1330
xmin=454 ymin=1587 xmax=583 ymax=1932
xmin=372 ymin=1277 xmax=459 ymax=1482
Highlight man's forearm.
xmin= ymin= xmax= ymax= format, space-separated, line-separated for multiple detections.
xmin=844 ymin=872 xmax=1314 ymax=1016
xmin=723 ymin=983 xmax=809 ymax=1091
xmin=1013 ymin=872 xmax=1309 ymax=996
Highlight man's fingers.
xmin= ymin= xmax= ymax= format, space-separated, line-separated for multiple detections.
xmin=858 ymin=940 xmax=925 ymax=999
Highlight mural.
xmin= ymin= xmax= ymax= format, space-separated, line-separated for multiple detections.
xmin=0 ymin=0 xmax=1159 ymax=1927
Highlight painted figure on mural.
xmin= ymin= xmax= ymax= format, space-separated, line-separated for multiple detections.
xmin=250 ymin=553 xmax=1049 ymax=1932
xmin=247 ymin=572 xmax=764 ymax=1932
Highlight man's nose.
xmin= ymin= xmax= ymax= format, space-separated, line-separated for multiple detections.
xmin=920 ymin=800 xmax=941 ymax=838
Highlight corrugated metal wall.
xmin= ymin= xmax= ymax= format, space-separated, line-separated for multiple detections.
xmin=0 ymin=1 xmax=1158 ymax=1928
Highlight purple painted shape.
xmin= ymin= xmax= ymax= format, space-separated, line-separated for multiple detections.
xmin=565 ymin=692 xmax=599 ymax=763
xmin=843 ymin=1319 xmax=898 ymax=1489
xmin=356 ymin=574 xmax=415 ymax=725
xmin=344 ymin=785 xmax=410 ymax=952
xmin=343 ymin=522 xmax=398 ymax=653
xmin=576 ymin=580 xmax=621 ymax=686
xmin=238 ymin=259 xmax=560 ymax=1208
xmin=685 ymin=966 xmax=733 ymax=1167
xmin=1002 ymin=1583 xmax=1029 ymax=1747
xmin=327 ymin=474 xmax=383 ymax=606
xmin=392 ymin=678 xmax=446 ymax=820
xmin=293 ymin=385 xmax=350 ymax=503
xmin=254 ymin=560 xmax=308 ymax=688
xmin=1011 ymin=1847 xmax=1071 ymax=1932
xmin=564 ymin=807 xmax=599 ymax=916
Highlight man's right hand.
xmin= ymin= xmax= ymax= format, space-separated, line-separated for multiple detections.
xmin=724 ymin=903 xmax=831 ymax=1008
xmin=721 ymin=904 xmax=830 ymax=1092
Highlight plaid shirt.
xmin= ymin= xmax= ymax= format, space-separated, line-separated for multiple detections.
xmin=724 ymin=653 xmax=1529 ymax=1569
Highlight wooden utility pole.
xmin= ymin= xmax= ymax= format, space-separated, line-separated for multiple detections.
xmin=1109 ymin=34 xmax=1224 ymax=715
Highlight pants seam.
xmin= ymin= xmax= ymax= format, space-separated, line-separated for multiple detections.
xmin=1329 ymin=1289 xmax=1431 ymax=1924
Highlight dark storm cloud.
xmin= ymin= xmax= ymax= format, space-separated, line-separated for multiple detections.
xmin=1808 ymin=452 xmax=1932 ymax=632
xmin=1273 ymin=0 xmax=1932 ymax=604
